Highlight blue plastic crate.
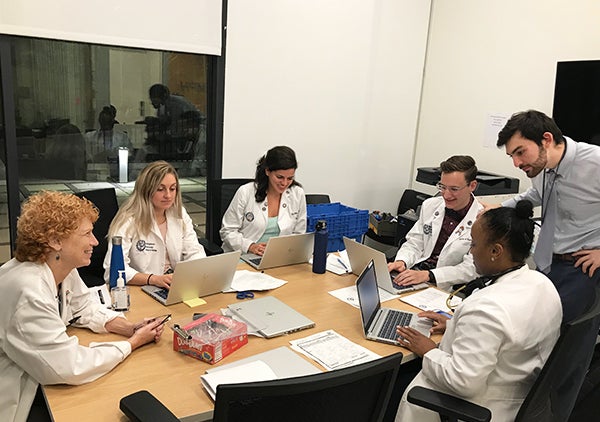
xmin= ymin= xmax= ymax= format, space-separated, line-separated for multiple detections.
xmin=307 ymin=202 xmax=369 ymax=252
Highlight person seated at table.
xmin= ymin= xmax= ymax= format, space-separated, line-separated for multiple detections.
xmin=104 ymin=161 xmax=206 ymax=289
xmin=85 ymin=106 xmax=133 ymax=163
xmin=220 ymin=145 xmax=307 ymax=255
xmin=393 ymin=200 xmax=562 ymax=422
xmin=387 ymin=155 xmax=483 ymax=291
xmin=0 ymin=191 xmax=164 ymax=422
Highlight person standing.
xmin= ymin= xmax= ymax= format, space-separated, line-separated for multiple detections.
xmin=495 ymin=109 xmax=600 ymax=322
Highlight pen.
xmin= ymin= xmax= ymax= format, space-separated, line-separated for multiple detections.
xmin=336 ymin=254 xmax=349 ymax=272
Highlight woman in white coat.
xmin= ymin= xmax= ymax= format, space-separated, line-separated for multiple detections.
xmin=394 ymin=200 xmax=562 ymax=422
xmin=104 ymin=161 xmax=206 ymax=288
xmin=0 ymin=191 xmax=163 ymax=422
xmin=220 ymin=146 xmax=307 ymax=255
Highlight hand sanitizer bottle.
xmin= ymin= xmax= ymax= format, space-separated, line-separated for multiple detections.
xmin=111 ymin=270 xmax=130 ymax=311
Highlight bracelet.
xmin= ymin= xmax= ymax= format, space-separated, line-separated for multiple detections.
xmin=146 ymin=274 xmax=153 ymax=285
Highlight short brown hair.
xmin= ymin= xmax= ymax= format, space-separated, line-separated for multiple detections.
xmin=440 ymin=155 xmax=478 ymax=183
xmin=15 ymin=191 xmax=99 ymax=263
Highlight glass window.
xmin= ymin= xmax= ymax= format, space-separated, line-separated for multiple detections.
xmin=3 ymin=36 xmax=209 ymax=255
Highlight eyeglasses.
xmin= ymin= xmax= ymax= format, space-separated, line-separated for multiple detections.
xmin=436 ymin=182 xmax=469 ymax=193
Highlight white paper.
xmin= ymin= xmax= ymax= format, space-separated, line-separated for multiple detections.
xmin=325 ymin=253 xmax=352 ymax=275
xmin=328 ymin=285 xmax=399 ymax=308
xmin=290 ymin=330 xmax=381 ymax=370
xmin=224 ymin=270 xmax=288 ymax=292
xmin=200 ymin=360 xmax=277 ymax=400
xmin=399 ymin=287 xmax=461 ymax=313
xmin=484 ymin=113 xmax=510 ymax=149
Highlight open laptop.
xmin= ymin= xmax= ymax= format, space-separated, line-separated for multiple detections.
xmin=142 ymin=250 xmax=241 ymax=306
xmin=241 ymin=232 xmax=314 ymax=270
xmin=343 ymin=237 xmax=428 ymax=294
xmin=228 ymin=296 xmax=315 ymax=338
xmin=356 ymin=260 xmax=432 ymax=346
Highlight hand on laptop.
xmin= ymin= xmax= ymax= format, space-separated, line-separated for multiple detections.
xmin=418 ymin=311 xmax=449 ymax=335
xmin=248 ymin=242 xmax=267 ymax=256
xmin=393 ymin=269 xmax=430 ymax=286
xmin=395 ymin=326 xmax=437 ymax=357
xmin=149 ymin=273 xmax=173 ymax=289
xmin=387 ymin=260 xmax=407 ymax=273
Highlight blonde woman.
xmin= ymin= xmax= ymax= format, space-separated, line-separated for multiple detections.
xmin=104 ymin=161 xmax=205 ymax=289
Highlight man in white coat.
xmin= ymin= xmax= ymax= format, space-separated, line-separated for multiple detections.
xmin=388 ymin=155 xmax=482 ymax=291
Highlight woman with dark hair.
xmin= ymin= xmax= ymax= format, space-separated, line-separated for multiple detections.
xmin=221 ymin=146 xmax=307 ymax=255
xmin=394 ymin=200 xmax=562 ymax=421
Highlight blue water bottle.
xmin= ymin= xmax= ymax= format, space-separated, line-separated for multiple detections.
xmin=109 ymin=236 xmax=125 ymax=289
xmin=312 ymin=220 xmax=328 ymax=274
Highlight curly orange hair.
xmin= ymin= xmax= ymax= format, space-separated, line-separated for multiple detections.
xmin=15 ymin=191 xmax=99 ymax=263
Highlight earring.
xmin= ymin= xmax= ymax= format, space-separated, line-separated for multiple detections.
xmin=491 ymin=257 xmax=495 ymax=262
xmin=55 ymin=253 xmax=60 ymax=261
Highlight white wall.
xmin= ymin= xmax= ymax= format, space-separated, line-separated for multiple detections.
xmin=223 ymin=0 xmax=432 ymax=212
xmin=413 ymin=0 xmax=600 ymax=196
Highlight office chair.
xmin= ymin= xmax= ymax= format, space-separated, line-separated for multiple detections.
xmin=120 ymin=352 xmax=403 ymax=422
xmin=406 ymin=287 xmax=600 ymax=422
xmin=305 ymin=194 xmax=331 ymax=204
xmin=200 ymin=178 xmax=253 ymax=256
xmin=74 ymin=188 xmax=119 ymax=287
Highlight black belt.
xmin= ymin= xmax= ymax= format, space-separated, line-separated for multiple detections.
xmin=552 ymin=253 xmax=576 ymax=262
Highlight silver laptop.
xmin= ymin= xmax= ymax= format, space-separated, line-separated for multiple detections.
xmin=241 ymin=232 xmax=314 ymax=270
xmin=228 ymin=296 xmax=315 ymax=338
xmin=343 ymin=237 xmax=428 ymax=294
xmin=356 ymin=260 xmax=432 ymax=346
xmin=142 ymin=250 xmax=241 ymax=306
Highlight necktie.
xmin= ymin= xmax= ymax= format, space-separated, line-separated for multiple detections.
xmin=534 ymin=170 xmax=557 ymax=273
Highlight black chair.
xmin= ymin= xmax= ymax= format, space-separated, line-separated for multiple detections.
xmin=74 ymin=188 xmax=119 ymax=287
xmin=120 ymin=352 xmax=403 ymax=422
xmin=406 ymin=288 xmax=600 ymax=422
xmin=200 ymin=178 xmax=253 ymax=256
xmin=305 ymin=194 xmax=331 ymax=204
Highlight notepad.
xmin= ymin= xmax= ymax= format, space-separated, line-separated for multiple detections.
xmin=200 ymin=360 xmax=277 ymax=400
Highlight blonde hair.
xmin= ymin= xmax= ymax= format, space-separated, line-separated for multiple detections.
xmin=15 ymin=191 xmax=99 ymax=263
xmin=108 ymin=161 xmax=183 ymax=237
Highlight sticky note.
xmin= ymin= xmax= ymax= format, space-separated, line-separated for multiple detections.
xmin=183 ymin=297 xmax=207 ymax=307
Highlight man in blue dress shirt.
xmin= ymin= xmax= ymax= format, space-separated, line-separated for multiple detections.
xmin=495 ymin=109 xmax=600 ymax=322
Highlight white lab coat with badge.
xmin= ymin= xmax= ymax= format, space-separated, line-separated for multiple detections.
xmin=220 ymin=182 xmax=307 ymax=253
xmin=394 ymin=195 xmax=482 ymax=290
xmin=0 ymin=259 xmax=131 ymax=422
xmin=396 ymin=265 xmax=562 ymax=422
xmin=103 ymin=206 xmax=206 ymax=283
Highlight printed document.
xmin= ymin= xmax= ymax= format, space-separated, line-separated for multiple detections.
xmin=290 ymin=330 xmax=380 ymax=370
xmin=399 ymin=287 xmax=461 ymax=313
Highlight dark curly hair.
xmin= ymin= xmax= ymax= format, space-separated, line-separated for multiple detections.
xmin=254 ymin=146 xmax=302 ymax=202
xmin=479 ymin=200 xmax=535 ymax=263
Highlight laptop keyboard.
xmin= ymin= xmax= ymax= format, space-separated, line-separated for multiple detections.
xmin=377 ymin=311 xmax=413 ymax=340
xmin=155 ymin=288 xmax=169 ymax=300
xmin=249 ymin=257 xmax=262 ymax=266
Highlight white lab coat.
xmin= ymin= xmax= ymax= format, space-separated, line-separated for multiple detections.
xmin=103 ymin=207 xmax=206 ymax=282
xmin=394 ymin=196 xmax=482 ymax=290
xmin=396 ymin=265 xmax=562 ymax=422
xmin=0 ymin=259 xmax=131 ymax=422
xmin=220 ymin=182 xmax=307 ymax=253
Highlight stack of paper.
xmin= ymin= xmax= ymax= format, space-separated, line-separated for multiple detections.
xmin=200 ymin=360 xmax=277 ymax=400
xmin=399 ymin=287 xmax=461 ymax=313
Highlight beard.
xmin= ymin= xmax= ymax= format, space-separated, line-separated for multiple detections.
xmin=521 ymin=146 xmax=547 ymax=178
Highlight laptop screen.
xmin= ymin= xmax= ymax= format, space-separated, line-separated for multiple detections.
xmin=356 ymin=260 xmax=381 ymax=332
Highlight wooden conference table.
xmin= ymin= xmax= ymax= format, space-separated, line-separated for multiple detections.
xmin=45 ymin=262 xmax=441 ymax=421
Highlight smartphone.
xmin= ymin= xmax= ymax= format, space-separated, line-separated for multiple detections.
xmin=153 ymin=314 xmax=172 ymax=326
